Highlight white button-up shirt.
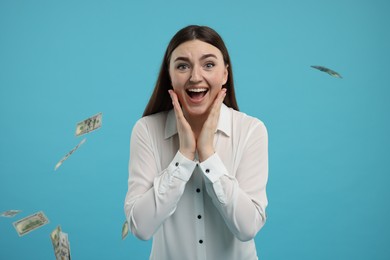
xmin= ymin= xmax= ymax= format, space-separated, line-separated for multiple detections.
xmin=124 ymin=104 xmax=268 ymax=260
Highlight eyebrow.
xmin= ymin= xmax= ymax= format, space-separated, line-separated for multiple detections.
xmin=174 ymin=54 xmax=218 ymax=62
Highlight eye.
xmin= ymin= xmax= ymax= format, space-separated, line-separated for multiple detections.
xmin=204 ymin=62 xmax=215 ymax=69
xmin=177 ymin=63 xmax=190 ymax=70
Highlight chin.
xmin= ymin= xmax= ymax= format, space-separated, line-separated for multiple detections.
xmin=184 ymin=105 xmax=209 ymax=117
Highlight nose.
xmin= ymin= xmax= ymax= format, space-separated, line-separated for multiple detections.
xmin=189 ymin=65 xmax=202 ymax=83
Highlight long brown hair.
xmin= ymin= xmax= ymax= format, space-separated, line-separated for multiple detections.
xmin=143 ymin=25 xmax=239 ymax=117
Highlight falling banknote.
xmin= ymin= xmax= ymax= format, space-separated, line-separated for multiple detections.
xmin=50 ymin=226 xmax=71 ymax=260
xmin=0 ymin=210 xmax=22 ymax=217
xmin=75 ymin=112 xmax=102 ymax=136
xmin=54 ymin=138 xmax=86 ymax=171
xmin=50 ymin=226 xmax=61 ymax=258
xmin=311 ymin=65 xmax=342 ymax=78
xmin=58 ymin=232 xmax=71 ymax=259
xmin=13 ymin=211 xmax=49 ymax=237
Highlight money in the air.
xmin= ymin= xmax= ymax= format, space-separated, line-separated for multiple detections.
xmin=51 ymin=226 xmax=71 ymax=260
xmin=13 ymin=211 xmax=49 ymax=236
xmin=54 ymin=138 xmax=86 ymax=171
xmin=75 ymin=112 xmax=102 ymax=136
xmin=311 ymin=65 xmax=342 ymax=78
xmin=0 ymin=210 xmax=21 ymax=217
xmin=50 ymin=226 xmax=61 ymax=257
xmin=58 ymin=232 xmax=71 ymax=259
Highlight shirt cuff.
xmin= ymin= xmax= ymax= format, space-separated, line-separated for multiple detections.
xmin=198 ymin=153 xmax=227 ymax=183
xmin=167 ymin=151 xmax=197 ymax=182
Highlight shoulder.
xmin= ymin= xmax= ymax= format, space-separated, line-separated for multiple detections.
xmin=132 ymin=111 xmax=170 ymax=135
xmin=230 ymin=108 xmax=267 ymax=133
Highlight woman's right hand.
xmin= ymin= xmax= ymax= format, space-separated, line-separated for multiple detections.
xmin=169 ymin=90 xmax=196 ymax=160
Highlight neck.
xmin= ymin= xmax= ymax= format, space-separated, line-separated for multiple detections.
xmin=184 ymin=113 xmax=207 ymax=138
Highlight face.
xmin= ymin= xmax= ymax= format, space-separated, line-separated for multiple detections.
xmin=169 ymin=40 xmax=228 ymax=118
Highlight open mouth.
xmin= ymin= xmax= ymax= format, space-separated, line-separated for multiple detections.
xmin=186 ymin=88 xmax=208 ymax=100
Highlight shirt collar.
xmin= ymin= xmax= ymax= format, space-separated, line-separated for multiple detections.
xmin=164 ymin=103 xmax=232 ymax=139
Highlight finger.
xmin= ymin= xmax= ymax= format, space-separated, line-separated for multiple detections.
xmin=215 ymin=88 xmax=227 ymax=108
xmin=218 ymin=88 xmax=227 ymax=105
xmin=168 ymin=90 xmax=181 ymax=114
xmin=168 ymin=90 xmax=186 ymax=122
xmin=168 ymin=89 xmax=178 ymax=107
xmin=209 ymin=88 xmax=227 ymax=117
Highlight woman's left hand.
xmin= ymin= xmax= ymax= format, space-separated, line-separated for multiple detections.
xmin=197 ymin=88 xmax=227 ymax=162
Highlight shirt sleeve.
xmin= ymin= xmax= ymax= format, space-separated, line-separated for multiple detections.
xmin=124 ymin=119 xmax=197 ymax=240
xmin=198 ymin=121 xmax=268 ymax=242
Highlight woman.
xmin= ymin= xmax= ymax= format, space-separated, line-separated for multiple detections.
xmin=124 ymin=25 xmax=268 ymax=260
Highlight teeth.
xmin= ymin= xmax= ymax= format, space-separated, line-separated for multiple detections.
xmin=188 ymin=88 xmax=208 ymax=92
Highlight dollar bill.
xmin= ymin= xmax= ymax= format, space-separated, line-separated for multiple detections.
xmin=13 ymin=211 xmax=49 ymax=236
xmin=122 ymin=220 xmax=129 ymax=240
xmin=59 ymin=231 xmax=71 ymax=259
xmin=0 ymin=210 xmax=21 ymax=217
xmin=51 ymin=226 xmax=71 ymax=260
xmin=55 ymin=138 xmax=86 ymax=171
xmin=50 ymin=226 xmax=61 ymax=258
xmin=311 ymin=65 xmax=342 ymax=78
xmin=75 ymin=113 xmax=102 ymax=136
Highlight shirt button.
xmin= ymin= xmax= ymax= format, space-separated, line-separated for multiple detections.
xmin=199 ymin=240 xmax=203 ymax=244
xmin=205 ymin=169 xmax=210 ymax=173
xmin=197 ymin=215 xmax=202 ymax=219
xmin=175 ymin=162 xmax=179 ymax=167
xmin=196 ymin=188 xmax=201 ymax=193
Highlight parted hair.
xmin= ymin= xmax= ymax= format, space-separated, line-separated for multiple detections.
xmin=143 ymin=25 xmax=239 ymax=117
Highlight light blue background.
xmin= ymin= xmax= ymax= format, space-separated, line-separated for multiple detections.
xmin=1 ymin=0 xmax=389 ymax=259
